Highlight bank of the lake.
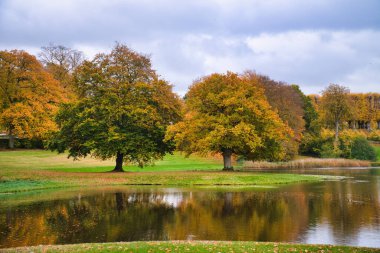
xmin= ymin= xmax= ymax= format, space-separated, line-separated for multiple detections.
xmin=0 ymin=150 xmax=329 ymax=193
xmin=0 ymin=171 xmax=324 ymax=193
xmin=3 ymin=241 xmax=380 ymax=253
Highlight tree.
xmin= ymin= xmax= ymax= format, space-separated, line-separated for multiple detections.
xmin=243 ymin=71 xmax=305 ymax=159
xmin=48 ymin=44 xmax=182 ymax=172
xmin=292 ymin=85 xmax=320 ymax=134
xmin=320 ymin=84 xmax=351 ymax=148
xmin=166 ymin=72 xmax=293 ymax=170
xmin=0 ymin=50 xmax=68 ymax=148
xmin=39 ymin=43 xmax=84 ymax=89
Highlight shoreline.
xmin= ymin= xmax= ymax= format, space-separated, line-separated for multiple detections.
xmin=2 ymin=241 xmax=380 ymax=253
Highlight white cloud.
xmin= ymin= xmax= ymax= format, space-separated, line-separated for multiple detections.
xmin=243 ymin=30 xmax=380 ymax=93
xmin=70 ymin=30 xmax=380 ymax=95
xmin=1 ymin=0 xmax=380 ymax=95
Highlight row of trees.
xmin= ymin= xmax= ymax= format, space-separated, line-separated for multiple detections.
xmin=1 ymin=43 xmax=379 ymax=170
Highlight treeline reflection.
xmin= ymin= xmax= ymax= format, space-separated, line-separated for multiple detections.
xmin=0 ymin=178 xmax=379 ymax=248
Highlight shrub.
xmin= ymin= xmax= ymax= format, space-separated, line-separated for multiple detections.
xmin=368 ymin=130 xmax=380 ymax=141
xmin=320 ymin=142 xmax=341 ymax=158
xmin=350 ymin=137 xmax=377 ymax=161
xmin=299 ymin=133 xmax=323 ymax=156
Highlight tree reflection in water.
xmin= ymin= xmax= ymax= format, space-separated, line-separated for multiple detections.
xmin=0 ymin=171 xmax=379 ymax=248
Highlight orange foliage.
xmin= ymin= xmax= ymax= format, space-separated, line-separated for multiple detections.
xmin=0 ymin=50 xmax=69 ymax=139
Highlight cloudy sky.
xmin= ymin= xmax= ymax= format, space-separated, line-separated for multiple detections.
xmin=1 ymin=0 xmax=379 ymax=95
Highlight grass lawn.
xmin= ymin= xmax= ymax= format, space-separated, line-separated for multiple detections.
xmin=0 ymin=150 xmax=222 ymax=173
xmin=0 ymin=150 xmax=324 ymax=193
xmin=3 ymin=241 xmax=379 ymax=253
xmin=374 ymin=145 xmax=380 ymax=161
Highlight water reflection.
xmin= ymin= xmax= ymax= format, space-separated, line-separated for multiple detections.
xmin=0 ymin=169 xmax=379 ymax=248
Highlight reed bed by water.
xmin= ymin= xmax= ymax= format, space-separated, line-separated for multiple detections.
xmin=243 ymin=158 xmax=370 ymax=169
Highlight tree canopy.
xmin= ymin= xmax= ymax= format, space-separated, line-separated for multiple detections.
xmin=0 ymin=50 xmax=68 ymax=148
xmin=320 ymin=84 xmax=351 ymax=147
xmin=243 ymin=71 xmax=305 ymax=159
xmin=166 ymin=72 xmax=293 ymax=170
xmin=39 ymin=43 xmax=84 ymax=90
xmin=48 ymin=44 xmax=182 ymax=171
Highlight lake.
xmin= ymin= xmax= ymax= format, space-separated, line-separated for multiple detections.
xmin=1 ymin=168 xmax=379 ymax=248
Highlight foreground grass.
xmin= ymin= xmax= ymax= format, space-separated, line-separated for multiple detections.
xmin=3 ymin=241 xmax=379 ymax=253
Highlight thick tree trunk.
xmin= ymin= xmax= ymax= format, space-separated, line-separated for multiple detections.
xmin=8 ymin=135 xmax=15 ymax=149
xmin=222 ymin=149 xmax=233 ymax=171
xmin=8 ymin=129 xmax=15 ymax=149
xmin=334 ymin=121 xmax=339 ymax=149
xmin=113 ymin=152 xmax=124 ymax=172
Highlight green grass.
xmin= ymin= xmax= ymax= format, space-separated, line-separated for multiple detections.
xmin=0 ymin=171 xmax=323 ymax=193
xmin=0 ymin=150 xmax=222 ymax=173
xmin=374 ymin=145 xmax=380 ymax=161
xmin=0 ymin=150 xmax=326 ymax=193
xmin=55 ymin=153 xmax=224 ymax=172
xmin=0 ymin=179 xmax=64 ymax=193
xmin=2 ymin=241 xmax=379 ymax=253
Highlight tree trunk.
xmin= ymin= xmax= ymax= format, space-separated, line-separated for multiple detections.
xmin=8 ymin=129 xmax=15 ymax=149
xmin=113 ymin=152 xmax=124 ymax=172
xmin=222 ymin=149 xmax=233 ymax=171
xmin=334 ymin=121 xmax=339 ymax=149
xmin=8 ymin=135 xmax=15 ymax=149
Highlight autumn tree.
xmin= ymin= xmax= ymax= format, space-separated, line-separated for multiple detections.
xmin=0 ymin=50 xmax=68 ymax=148
xmin=39 ymin=43 xmax=84 ymax=89
xmin=243 ymin=71 xmax=305 ymax=159
xmin=166 ymin=72 xmax=293 ymax=170
xmin=48 ymin=44 xmax=182 ymax=172
xmin=320 ymin=84 xmax=351 ymax=148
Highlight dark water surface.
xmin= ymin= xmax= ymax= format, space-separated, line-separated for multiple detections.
xmin=1 ymin=168 xmax=380 ymax=248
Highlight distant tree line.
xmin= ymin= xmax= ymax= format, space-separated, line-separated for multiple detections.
xmin=310 ymin=92 xmax=380 ymax=131
xmin=1 ymin=43 xmax=379 ymax=170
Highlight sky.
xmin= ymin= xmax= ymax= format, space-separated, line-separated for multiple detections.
xmin=1 ymin=0 xmax=380 ymax=95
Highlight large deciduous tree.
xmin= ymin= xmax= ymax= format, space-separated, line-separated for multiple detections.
xmin=243 ymin=71 xmax=305 ymax=159
xmin=166 ymin=72 xmax=293 ymax=170
xmin=0 ymin=50 xmax=68 ymax=148
xmin=48 ymin=44 xmax=182 ymax=172
xmin=320 ymin=84 xmax=351 ymax=147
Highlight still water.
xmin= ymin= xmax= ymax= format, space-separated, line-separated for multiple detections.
xmin=0 ymin=168 xmax=379 ymax=248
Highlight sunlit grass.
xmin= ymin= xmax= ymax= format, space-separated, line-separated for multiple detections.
xmin=0 ymin=150 xmax=221 ymax=173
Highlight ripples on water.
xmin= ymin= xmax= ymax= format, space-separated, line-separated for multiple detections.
xmin=0 ymin=168 xmax=379 ymax=248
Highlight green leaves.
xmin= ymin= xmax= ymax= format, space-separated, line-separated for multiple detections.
xmin=48 ymin=44 xmax=182 ymax=170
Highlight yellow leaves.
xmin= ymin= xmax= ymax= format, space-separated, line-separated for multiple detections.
xmin=167 ymin=72 xmax=294 ymax=161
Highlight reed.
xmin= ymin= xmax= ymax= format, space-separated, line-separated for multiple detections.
xmin=243 ymin=158 xmax=370 ymax=170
